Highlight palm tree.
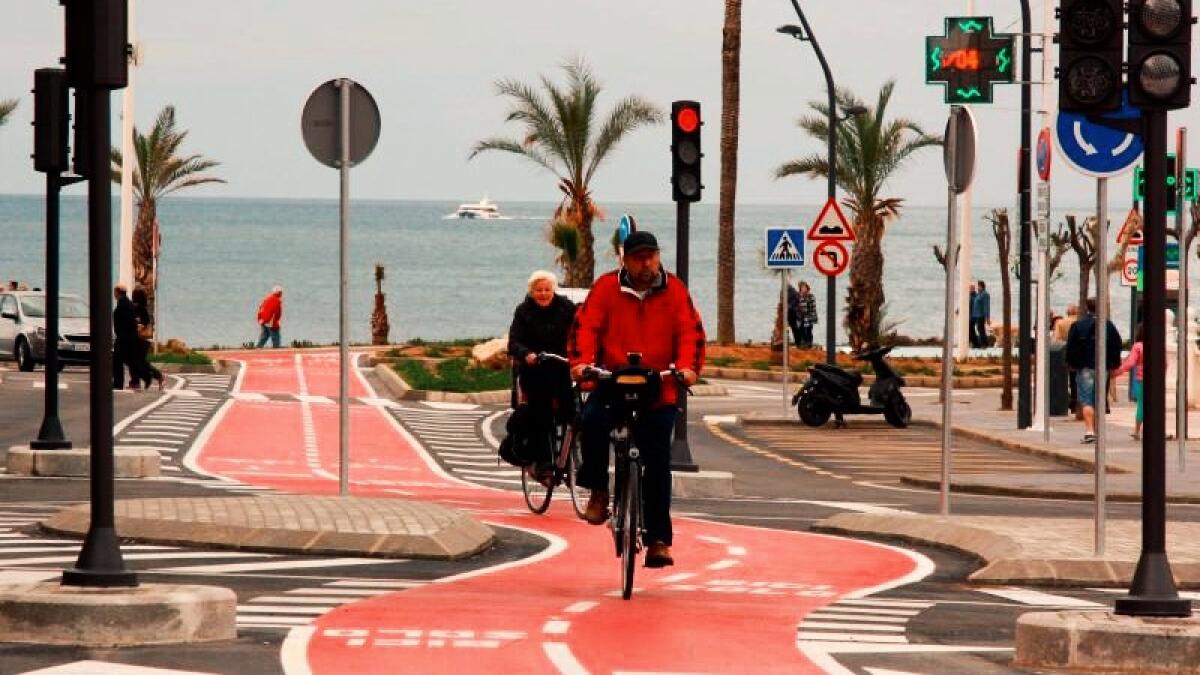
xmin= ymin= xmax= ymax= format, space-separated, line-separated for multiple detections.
xmin=717 ymin=0 xmax=743 ymax=344
xmin=0 ymin=99 xmax=18 ymax=127
xmin=110 ymin=105 xmax=224 ymax=328
xmin=470 ymin=58 xmax=662 ymax=287
xmin=776 ymin=81 xmax=941 ymax=351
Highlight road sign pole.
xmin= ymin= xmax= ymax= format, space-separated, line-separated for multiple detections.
xmin=1095 ymin=176 xmax=1108 ymax=557
xmin=1177 ymin=127 xmax=1188 ymax=472
xmin=671 ymin=200 xmax=698 ymax=472
xmin=781 ymin=270 xmax=790 ymax=418
xmin=1115 ymin=110 xmax=1191 ymax=618
xmin=338 ymin=79 xmax=350 ymax=498
xmin=1018 ymin=1 xmax=1033 ymax=430
xmin=940 ymin=109 xmax=960 ymax=517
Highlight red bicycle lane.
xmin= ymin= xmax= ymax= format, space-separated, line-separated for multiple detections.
xmin=194 ymin=352 xmax=927 ymax=674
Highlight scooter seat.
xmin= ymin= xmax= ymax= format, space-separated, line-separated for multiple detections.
xmin=813 ymin=363 xmax=863 ymax=387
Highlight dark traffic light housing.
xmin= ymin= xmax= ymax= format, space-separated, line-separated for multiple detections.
xmin=33 ymin=68 xmax=70 ymax=173
xmin=1128 ymin=0 xmax=1194 ymax=110
xmin=671 ymin=100 xmax=702 ymax=203
xmin=1057 ymin=0 xmax=1125 ymax=113
xmin=61 ymin=0 xmax=129 ymax=89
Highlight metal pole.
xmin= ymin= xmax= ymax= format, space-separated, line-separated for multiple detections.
xmin=1114 ymin=110 xmax=1191 ymax=618
xmin=1176 ymin=127 xmax=1188 ymax=470
xmin=671 ymin=200 xmax=698 ymax=471
xmin=1038 ymin=0 xmax=1053 ymax=444
xmin=781 ymin=270 xmax=790 ymax=418
xmin=788 ymin=0 xmax=838 ymax=364
xmin=338 ymin=79 xmax=350 ymax=497
xmin=32 ymin=171 xmax=71 ymax=450
xmin=1095 ymin=177 xmax=1108 ymax=557
xmin=62 ymin=88 xmax=136 ymax=588
xmin=940 ymin=109 xmax=960 ymax=517
xmin=1017 ymin=0 xmax=1034 ymax=429
xmin=117 ymin=0 xmax=137 ymax=291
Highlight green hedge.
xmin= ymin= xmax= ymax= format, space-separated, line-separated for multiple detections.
xmin=149 ymin=351 xmax=212 ymax=365
xmin=393 ymin=357 xmax=510 ymax=393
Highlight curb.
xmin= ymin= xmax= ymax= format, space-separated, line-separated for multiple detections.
xmin=908 ymin=418 xmax=1133 ymax=474
xmin=812 ymin=512 xmax=1200 ymax=588
xmin=898 ymin=474 xmax=1200 ymax=504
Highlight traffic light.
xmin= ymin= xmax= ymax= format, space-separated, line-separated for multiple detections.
xmin=32 ymin=68 xmax=70 ymax=173
xmin=1128 ymin=0 xmax=1194 ymax=110
xmin=671 ymin=100 xmax=702 ymax=203
xmin=71 ymin=88 xmax=91 ymax=177
xmin=61 ymin=0 xmax=129 ymax=89
xmin=1057 ymin=0 xmax=1124 ymax=113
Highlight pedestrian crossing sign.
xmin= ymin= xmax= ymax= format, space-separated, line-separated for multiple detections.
xmin=765 ymin=227 xmax=806 ymax=269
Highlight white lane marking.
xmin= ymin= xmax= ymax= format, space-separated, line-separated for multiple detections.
xmin=422 ymin=401 xmax=480 ymax=410
xmin=696 ymin=535 xmax=729 ymax=545
xmin=295 ymin=354 xmax=338 ymax=482
xmin=800 ymin=622 xmax=905 ymax=632
xmin=0 ymin=570 xmax=58 ymax=584
xmin=443 ymin=459 xmax=504 ymax=467
xmin=249 ymin=596 xmax=367 ymax=605
xmin=240 ymin=617 xmax=313 ymax=626
xmin=563 ymin=601 xmax=598 ymax=614
xmin=707 ymin=559 xmax=739 ymax=571
xmin=17 ymin=661 xmax=215 ymax=674
xmin=0 ymin=551 xmax=270 ymax=566
xmin=797 ymin=632 xmax=906 ymax=643
xmin=978 ymin=588 xmax=1104 ymax=607
xmin=814 ymin=607 xmax=922 ymax=617
xmin=863 ymin=669 xmax=927 ymax=675
xmin=125 ymin=430 xmax=190 ymax=438
xmin=835 ymin=599 xmax=934 ymax=609
xmin=727 ymin=546 xmax=746 ymax=556
xmin=326 ymin=580 xmax=424 ymax=588
xmin=155 ymin=557 xmax=386 ymax=574
xmin=233 ymin=392 xmax=268 ymax=401
xmin=702 ymin=414 xmax=739 ymax=424
xmin=296 ymin=395 xmax=333 ymax=404
xmin=806 ymin=612 xmax=910 ymax=623
xmin=657 ymin=572 xmax=697 ymax=584
xmin=482 ymin=410 xmax=506 ymax=450
xmin=281 ymin=625 xmax=316 ymax=675
xmin=112 ymin=379 xmax=179 ymax=434
xmin=543 ymin=641 xmax=589 ymax=675
xmin=285 ymin=588 xmax=397 ymax=596
xmin=542 ymin=619 xmax=570 ymax=635
xmin=238 ymin=605 xmax=336 ymax=615
xmin=464 ymin=476 xmax=522 ymax=485
xmin=454 ymin=468 xmax=521 ymax=477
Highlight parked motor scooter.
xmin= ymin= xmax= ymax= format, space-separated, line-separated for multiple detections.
xmin=792 ymin=346 xmax=912 ymax=428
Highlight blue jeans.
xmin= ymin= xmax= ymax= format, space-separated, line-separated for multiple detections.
xmin=1076 ymin=368 xmax=1097 ymax=408
xmin=577 ymin=395 xmax=677 ymax=546
xmin=256 ymin=324 xmax=281 ymax=348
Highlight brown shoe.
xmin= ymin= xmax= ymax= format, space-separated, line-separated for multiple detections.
xmin=645 ymin=542 xmax=674 ymax=568
xmin=582 ymin=490 xmax=609 ymax=525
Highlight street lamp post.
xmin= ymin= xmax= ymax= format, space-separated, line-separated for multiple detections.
xmin=780 ymin=1 xmax=864 ymax=364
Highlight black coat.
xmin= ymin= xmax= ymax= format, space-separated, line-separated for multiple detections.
xmin=1065 ymin=314 xmax=1122 ymax=371
xmin=113 ymin=296 xmax=139 ymax=342
xmin=507 ymin=294 xmax=576 ymax=361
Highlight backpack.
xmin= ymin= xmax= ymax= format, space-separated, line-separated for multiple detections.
xmin=497 ymin=404 xmax=553 ymax=467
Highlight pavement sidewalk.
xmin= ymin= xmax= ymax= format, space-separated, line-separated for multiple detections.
xmin=810 ymin=385 xmax=1200 ymax=588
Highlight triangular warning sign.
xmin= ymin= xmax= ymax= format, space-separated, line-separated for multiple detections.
xmin=808 ymin=198 xmax=856 ymax=241
xmin=1115 ymin=207 xmax=1144 ymax=245
xmin=768 ymin=231 xmax=803 ymax=262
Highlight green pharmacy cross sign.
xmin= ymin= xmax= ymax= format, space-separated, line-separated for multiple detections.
xmin=926 ymin=16 xmax=1015 ymax=104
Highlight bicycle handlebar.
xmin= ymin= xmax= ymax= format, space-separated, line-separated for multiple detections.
xmin=536 ymin=352 xmax=569 ymax=365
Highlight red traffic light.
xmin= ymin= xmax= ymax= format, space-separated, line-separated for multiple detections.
xmin=676 ymin=106 xmax=699 ymax=133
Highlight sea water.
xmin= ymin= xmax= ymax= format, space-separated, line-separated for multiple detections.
xmin=0 ymin=194 xmax=1152 ymax=347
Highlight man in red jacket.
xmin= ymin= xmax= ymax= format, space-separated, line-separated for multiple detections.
xmin=255 ymin=285 xmax=284 ymax=348
xmin=568 ymin=230 xmax=705 ymax=568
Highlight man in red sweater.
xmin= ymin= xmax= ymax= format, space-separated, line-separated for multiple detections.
xmin=255 ymin=285 xmax=284 ymax=348
xmin=568 ymin=230 xmax=705 ymax=568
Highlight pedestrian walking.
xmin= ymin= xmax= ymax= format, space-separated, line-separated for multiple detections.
xmin=971 ymin=280 xmax=991 ymax=348
xmin=1113 ymin=322 xmax=1145 ymax=440
xmin=1056 ymin=304 xmax=1081 ymax=414
xmin=1065 ymin=297 xmax=1122 ymax=443
xmin=131 ymin=287 xmax=164 ymax=390
xmin=112 ymin=284 xmax=142 ymax=390
xmin=967 ymin=283 xmax=978 ymax=347
xmin=790 ymin=281 xmax=818 ymax=348
xmin=255 ymin=285 xmax=283 ymax=348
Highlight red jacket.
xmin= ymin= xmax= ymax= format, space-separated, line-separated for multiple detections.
xmin=257 ymin=293 xmax=282 ymax=329
xmin=568 ymin=269 xmax=705 ymax=406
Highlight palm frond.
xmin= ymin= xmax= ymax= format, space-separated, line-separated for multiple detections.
xmin=0 ymin=99 xmax=17 ymax=126
xmin=584 ymin=96 xmax=662 ymax=183
xmin=469 ymin=137 xmax=561 ymax=176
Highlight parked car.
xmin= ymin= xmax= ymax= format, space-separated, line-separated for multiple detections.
xmin=0 ymin=291 xmax=91 ymax=371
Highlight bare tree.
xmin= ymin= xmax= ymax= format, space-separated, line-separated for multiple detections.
xmin=985 ymin=209 xmax=1014 ymax=410
xmin=1063 ymin=214 xmax=1099 ymax=310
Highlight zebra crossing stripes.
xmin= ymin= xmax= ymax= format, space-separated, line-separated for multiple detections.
xmin=237 ymin=578 xmax=428 ymax=630
xmin=798 ymin=597 xmax=933 ymax=647
xmin=182 ymin=373 xmax=232 ymax=397
xmin=116 ymin=396 xmax=222 ymax=469
xmin=388 ymin=405 xmax=519 ymax=486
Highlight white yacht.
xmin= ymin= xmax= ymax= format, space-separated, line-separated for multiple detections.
xmin=444 ymin=197 xmax=510 ymax=220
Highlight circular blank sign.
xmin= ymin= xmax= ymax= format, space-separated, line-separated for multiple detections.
xmin=301 ymin=79 xmax=381 ymax=168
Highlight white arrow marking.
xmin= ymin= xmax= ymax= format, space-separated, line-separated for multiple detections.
xmin=1074 ymin=121 xmax=1098 ymax=155
xmin=1112 ymin=133 xmax=1134 ymax=156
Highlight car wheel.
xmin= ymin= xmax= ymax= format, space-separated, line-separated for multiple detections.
xmin=15 ymin=339 xmax=34 ymax=372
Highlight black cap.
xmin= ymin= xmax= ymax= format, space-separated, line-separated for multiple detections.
xmin=623 ymin=230 xmax=659 ymax=255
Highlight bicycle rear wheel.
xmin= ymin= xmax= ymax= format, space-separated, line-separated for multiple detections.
xmin=565 ymin=429 xmax=590 ymax=519
xmin=521 ymin=432 xmax=555 ymax=514
xmin=620 ymin=465 xmax=640 ymax=600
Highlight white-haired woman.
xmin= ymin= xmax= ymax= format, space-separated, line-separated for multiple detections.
xmin=505 ymin=270 xmax=577 ymax=469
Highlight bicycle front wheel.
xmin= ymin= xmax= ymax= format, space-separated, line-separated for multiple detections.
xmin=620 ymin=465 xmax=640 ymax=600
xmin=565 ymin=431 xmax=590 ymax=520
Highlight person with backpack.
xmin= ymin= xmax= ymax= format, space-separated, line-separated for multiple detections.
xmin=1065 ymin=297 xmax=1123 ymax=443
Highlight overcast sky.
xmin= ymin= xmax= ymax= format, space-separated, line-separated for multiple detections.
xmin=2 ymin=1 xmax=1198 ymax=208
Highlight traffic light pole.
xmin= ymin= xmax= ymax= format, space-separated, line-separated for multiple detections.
xmin=1114 ymin=110 xmax=1190 ymax=618
xmin=30 ymin=171 xmax=77 ymax=450
xmin=671 ymin=200 xmax=698 ymax=472
xmin=1017 ymin=0 xmax=1034 ymax=429
xmin=62 ymin=87 xmax=137 ymax=588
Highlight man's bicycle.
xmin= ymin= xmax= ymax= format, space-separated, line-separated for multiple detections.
xmin=518 ymin=353 xmax=589 ymax=518
xmin=584 ymin=355 xmax=685 ymax=600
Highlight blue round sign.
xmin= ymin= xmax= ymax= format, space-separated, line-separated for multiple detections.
xmin=1054 ymin=93 xmax=1143 ymax=178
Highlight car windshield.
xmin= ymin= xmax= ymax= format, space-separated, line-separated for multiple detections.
xmin=19 ymin=296 xmax=89 ymax=319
